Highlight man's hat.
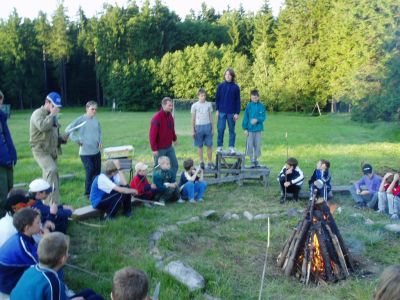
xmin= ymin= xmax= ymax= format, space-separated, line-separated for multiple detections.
xmin=29 ymin=178 xmax=53 ymax=193
xmin=46 ymin=92 xmax=62 ymax=107
xmin=135 ymin=162 xmax=148 ymax=172
xmin=362 ymin=163 xmax=373 ymax=174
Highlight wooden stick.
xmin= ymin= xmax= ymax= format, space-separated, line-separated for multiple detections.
xmin=326 ymin=225 xmax=350 ymax=277
xmin=277 ymin=228 xmax=296 ymax=268
xmin=258 ymin=218 xmax=270 ymax=300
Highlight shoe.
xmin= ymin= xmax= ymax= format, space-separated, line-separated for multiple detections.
xmin=280 ymin=196 xmax=285 ymax=204
xmin=177 ymin=198 xmax=185 ymax=204
xmin=250 ymin=161 xmax=256 ymax=168
xmin=229 ymin=147 xmax=236 ymax=154
xmin=124 ymin=212 xmax=132 ymax=218
xmin=390 ymin=214 xmax=399 ymax=220
xmin=254 ymin=161 xmax=260 ymax=167
xmin=354 ymin=203 xmax=366 ymax=210
xmin=189 ymin=199 xmax=195 ymax=203
xmin=197 ymin=198 xmax=203 ymax=202
xmin=376 ymin=209 xmax=385 ymax=214
xmin=200 ymin=161 xmax=205 ymax=169
xmin=216 ymin=147 xmax=223 ymax=152
xmin=207 ymin=162 xmax=215 ymax=169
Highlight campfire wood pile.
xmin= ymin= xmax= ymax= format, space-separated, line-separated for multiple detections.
xmin=277 ymin=198 xmax=354 ymax=285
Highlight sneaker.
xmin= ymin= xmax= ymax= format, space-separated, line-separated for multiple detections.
xmin=280 ymin=196 xmax=285 ymax=204
xmin=207 ymin=162 xmax=215 ymax=169
xmin=229 ymin=147 xmax=236 ymax=154
xmin=216 ymin=147 xmax=223 ymax=152
xmin=250 ymin=161 xmax=257 ymax=168
xmin=197 ymin=198 xmax=203 ymax=202
xmin=390 ymin=214 xmax=399 ymax=220
xmin=376 ymin=209 xmax=385 ymax=214
xmin=254 ymin=161 xmax=260 ymax=167
xmin=200 ymin=161 xmax=205 ymax=169
xmin=177 ymin=198 xmax=185 ymax=204
xmin=189 ymin=199 xmax=195 ymax=203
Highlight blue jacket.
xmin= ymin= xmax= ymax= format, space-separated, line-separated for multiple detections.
xmin=0 ymin=110 xmax=17 ymax=167
xmin=215 ymin=81 xmax=241 ymax=115
xmin=0 ymin=233 xmax=38 ymax=294
xmin=242 ymin=101 xmax=266 ymax=132
xmin=11 ymin=264 xmax=67 ymax=300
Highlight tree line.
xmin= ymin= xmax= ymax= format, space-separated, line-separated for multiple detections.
xmin=0 ymin=0 xmax=399 ymax=121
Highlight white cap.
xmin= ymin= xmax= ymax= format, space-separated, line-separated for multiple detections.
xmin=135 ymin=162 xmax=148 ymax=172
xmin=29 ymin=179 xmax=52 ymax=193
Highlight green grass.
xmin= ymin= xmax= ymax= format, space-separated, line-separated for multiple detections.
xmin=8 ymin=109 xmax=400 ymax=299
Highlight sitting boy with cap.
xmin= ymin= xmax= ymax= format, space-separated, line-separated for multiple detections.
xmin=28 ymin=178 xmax=73 ymax=234
xmin=130 ymin=162 xmax=157 ymax=200
xmin=350 ymin=163 xmax=382 ymax=209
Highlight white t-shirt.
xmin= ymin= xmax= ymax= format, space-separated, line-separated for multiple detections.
xmin=191 ymin=101 xmax=213 ymax=126
xmin=97 ymin=173 xmax=120 ymax=193
xmin=0 ymin=214 xmax=17 ymax=247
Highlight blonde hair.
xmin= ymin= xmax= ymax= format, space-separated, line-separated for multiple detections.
xmin=38 ymin=232 xmax=70 ymax=268
xmin=112 ymin=267 xmax=148 ymax=300
xmin=105 ymin=160 xmax=118 ymax=176
xmin=157 ymin=156 xmax=170 ymax=165
xmin=374 ymin=265 xmax=400 ymax=300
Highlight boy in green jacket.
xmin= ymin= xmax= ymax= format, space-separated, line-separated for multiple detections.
xmin=242 ymin=90 xmax=266 ymax=167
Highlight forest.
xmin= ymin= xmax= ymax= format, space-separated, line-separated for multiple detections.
xmin=0 ymin=0 xmax=399 ymax=121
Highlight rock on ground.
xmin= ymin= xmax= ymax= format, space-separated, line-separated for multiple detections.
xmin=243 ymin=211 xmax=253 ymax=220
xmin=385 ymin=224 xmax=400 ymax=233
xmin=164 ymin=261 xmax=205 ymax=291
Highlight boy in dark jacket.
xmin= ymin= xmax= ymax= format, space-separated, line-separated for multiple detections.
xmin=309 ymin=159 xmax=332 ymax=201
xmin=277 ymin=157 xmax=304 ymax=203
xmin=153 ymin=156 xmax=179 ymax=203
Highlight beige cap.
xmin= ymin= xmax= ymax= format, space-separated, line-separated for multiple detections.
xmin=135 ymin=162 xmax=148 ymax=172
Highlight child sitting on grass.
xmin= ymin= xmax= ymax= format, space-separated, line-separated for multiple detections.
xmin=377 ymin=172 xmax=394 ymax=214
xmin=308 ymin=159 xmax=332 ymax=201
xmin=179 ymin=159 xmax=207 ymax=203
xmin=0 ymin=208 xmax=53 ymax=295
xmin=153 ymin=156 xmax=179 ymax=203
xmin=386 ymin=173 xmax=400 ymax=220
xmin=11 ymin=232 xmax=104 ymax=300
xmin=130 ymin=162 xmax=157 ymax=200
xmin=350 ymin=163 xmax=381 ymax=209
xmin=28 ymin=178 xmax=73 ymax=234
xmin=112 ymin=267 xmax=150 ymax=300
xmin=277 ymin=157 xmax=304 ymax=203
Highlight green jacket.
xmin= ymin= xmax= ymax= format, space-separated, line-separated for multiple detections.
xmin=29 ymin=106 xmax=61 ymax=158
xmin=242 ymin=101 xmax=266 ymax=132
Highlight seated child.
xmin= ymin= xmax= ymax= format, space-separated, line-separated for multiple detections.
xmin=377 ymin=172 xmax=394 ymax=214
xmin=386 ymin=173 xmax=400 ymax=220
xmin=308 ymin=159 xmax=332 ymax=201
xmin=90 ymin=160 xmax=138 ymax=220
xmin=112 ymin=267 xmax=150 ymax=300
xmin=130 ymin=162 xmax=157 ymax=200
xmin=179 ymin=159 xmax=207 ymax=203
xmin=11 ymin=232 xmax=104 ymax=300
xmin=0 ymin=208 xmax=52 ymax=295
xmin=277 ymin=157 xmax=304 ymax=203
xmin=350 ymin=163 xmax=381 ymax=209
xmin=153 ymin=156 xmax=179 ymax=203
xmin=28 ymin=178 xmax=73 ymax=234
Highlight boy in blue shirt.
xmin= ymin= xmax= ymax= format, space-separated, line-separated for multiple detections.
xmin=242 ymin=90 xmax=266 ymax=167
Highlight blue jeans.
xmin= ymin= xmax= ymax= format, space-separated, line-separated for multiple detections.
xmin=181 ymin=181 xmax=207 ymax=200
xmin=80 ymin=152 xmax=101 ymax=196
xmin=350 ymin=186 xmax=378 ymax=208
xmin=217 ymin=113 xmax=236 ymax=147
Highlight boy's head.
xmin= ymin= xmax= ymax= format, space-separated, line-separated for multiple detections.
xmin=135 ymin=162 xmax=148 ymax=176
xmin=38 ymin=232 xmax=70 ymax=270
xmin=5 ymin=194 xmax=32 ymax=216
xmin=158 ymin=156 xmax=171 ymax=170
xmin=224 ymin=68 xmax=235 ymax=82
xmin=29 ymin=178 xmax=52 ymax=200
xmin=362 ymin=163 xmax=373 ymax=178
xmin=112 ymin=267 xmax=149 ymax=300
xmin=320 ymin=159 xmax=330 ymax=170
xmin=183 ymin=159 xmax=194 ymax=171
xmin=105 ymin=160 xmax=119 ymax=176
xmin=250 ymin=90 xmax=259 ymax=102
xmin=286 ymin=157 xmax=298 ymax=168
xmin=374 ymin=265 xmax=400 ymax=300
xmin=198 ymin=88 xmax=206 ymax=102
xmin=13 ymin=207 xmax=41 ymax=236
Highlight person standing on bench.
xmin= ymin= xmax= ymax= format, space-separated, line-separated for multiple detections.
xmin=90 ymin=160 xmax=138 ymax=220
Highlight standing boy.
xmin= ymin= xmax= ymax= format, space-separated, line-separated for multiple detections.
xmin=216 ymin=68 xmax=241 ymax=154
xmin=242 ymin=90 xmax=266 ymax=167
xmin=191 ymin=88 xmax=214 ymax=169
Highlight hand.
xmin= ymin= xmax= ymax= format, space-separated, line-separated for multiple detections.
xmin=360 ymin=190 xmax=370 ymax=196
xmin=99 ymin=143 xmax=103 ymax=149
xmin=169 ymin=183 xmax=177 ymax=188
xmin=244 ymin=130 xmax=249 ymax=136
xmin=130 ymin=189 xmax=138 ymax=195
xmin=43 ymin=221 xmax=55 ymax=233
xmin=250 ymin=118 xmax=258 ymax=125
xmin=151 ymin=184 xmax=157 ymax=189
xmin=394 ymin=173 xmax=399 ymax=180
xmin=71 ymin=297 xmax=85 ymax=300
xmin=50 ymin=105 xmax=60 ymax=115
xmin=113 ymin=159 xmax=121 ymax=169
xmin=383 ymin=172 xmax=393 ymax=179
xmin=192 ymin=129 xmax=196 ymax=138
xmin=285 ymin=167 xmax=293 ymax=175
xmin=152 ymin=151 xmax=158 ymax=157
xmin=50 ymin=203 xmax=58 ymax=215
xmin=356 ymin=189 xmax=361 ymax=195
xmin=284 ymin=181 xmax=291 ymax=187
xmin=233 ymin=114 xmax=239 ymax=122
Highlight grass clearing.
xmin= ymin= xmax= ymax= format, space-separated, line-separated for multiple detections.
xmin=8 ymin=109 xmax=400 ymax=299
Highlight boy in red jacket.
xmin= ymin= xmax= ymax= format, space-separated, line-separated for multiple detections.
xmin=130 ymin=163 xmax=157 ymax=200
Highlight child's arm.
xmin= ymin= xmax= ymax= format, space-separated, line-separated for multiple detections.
xmin=379 ymin=173 xmax=391 ymax=192
xmin=191 ymin=111 xmax=196 ymax=137
xmin=258 ymin=104 xmax=266 ymax=123
xmin=387 ymin=173 xmax=398 ymax=194
xmin=209 ymin=108 xmax=214 ymax=135
xmin=242 ymin=105 xmax=249 ymax=130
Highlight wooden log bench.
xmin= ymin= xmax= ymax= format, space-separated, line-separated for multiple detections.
xmin=13 ymin=173 xmax=76 ymax=188
xmin=284 ymin=185 xmax=351 ymax=200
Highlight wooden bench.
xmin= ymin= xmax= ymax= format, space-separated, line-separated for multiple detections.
xmin=13 ymin=173 xmax=75 ymax=188
xmin=284 ymin=185 xmax=351 ymax=200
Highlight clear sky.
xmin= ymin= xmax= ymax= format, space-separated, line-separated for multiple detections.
xmin=0 ymin=0 xmax=284 ymax=21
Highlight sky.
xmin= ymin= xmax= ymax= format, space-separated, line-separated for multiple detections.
xmin=0 ymin=0 xmax=284 ymax=21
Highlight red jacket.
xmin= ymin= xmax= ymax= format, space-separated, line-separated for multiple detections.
xmin=149 ymin=109 xmax=177 ymax=151
xmin=130 ymin=175 xmax=155 ymax=199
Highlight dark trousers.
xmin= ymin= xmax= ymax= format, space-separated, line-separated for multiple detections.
xmin=96 ymin=190 xmax=131 ymax=217
xmin=80 ymin=152 xmax=101 ymax=196
xmin=154 ymin=187 xmax=180 ymax=203
xmin=73 ymin=288 xmax=105 ymax=300
xmin=279 ymin=178 xmax=301 ymax=199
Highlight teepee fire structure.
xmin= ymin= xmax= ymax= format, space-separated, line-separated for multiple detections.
xmin=277 ymin=196 xmax=354 ymax=285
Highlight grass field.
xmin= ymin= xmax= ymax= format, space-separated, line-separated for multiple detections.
xmin=7 ymin=108 xmax=400 ymax=299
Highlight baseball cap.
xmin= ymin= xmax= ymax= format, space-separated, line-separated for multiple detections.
xmin=135 ymin=162 xmax=148 ymax=172
xmin=362 ymin=164 xmax=373 ymax=174
xmin=29 ymin=178 xmax=53 ymax=193
xmin=46 ymin=92 xmax=62 ymax=107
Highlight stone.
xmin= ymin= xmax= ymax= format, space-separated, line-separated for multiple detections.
xmin=243 ymin=211 xmax=253 ymax=221
xmin=201 ymin=210 xmax=217 ymax=219
xmin=164 ymin=261 xmax=205 ymax=291
xmin=161 ymin=225 xmax=178 ymax=233
xmin=222 ymin=212 xmax=232 ymax=221
xmin=177 ymin=216 xmax=200 ymax=225
xmin=203 ymin=293 xmax=222 ymax=300
xmin=150 ymin=247 xmax=163 ymax=260
xmin=385 ymin=224 xmax=400 ymax=233
xmin=365 ymin=218 xmax=374 ymax=225
xmin=155 ymin=259 xmax=164 ymax=270
xmin=254 ymin=214 xmax=269 ymax=220
xmin=231 ymin=214 xmax=240 ymax=220
xmin=336 ymin=206 xmax=342 ymax=214
xmin=287 ymin=208 xmax=299 ymax=217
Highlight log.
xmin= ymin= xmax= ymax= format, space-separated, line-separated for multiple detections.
xmin=325 ymin=224 xmax=350 ymax=278
xmin=315 ymin=223 xmax=335 ymax=282
xmin=277 ymin=228 xmax=297 ymax=268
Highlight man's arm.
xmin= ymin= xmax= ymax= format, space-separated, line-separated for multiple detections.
xmin=149 ymin=116 xmax=159 ymax=153
xmin=31 ymin=110 xmax=54 ymax=132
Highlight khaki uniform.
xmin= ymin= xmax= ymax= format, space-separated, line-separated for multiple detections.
xmin=30 ymin=106 xmax=62 ymax=204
